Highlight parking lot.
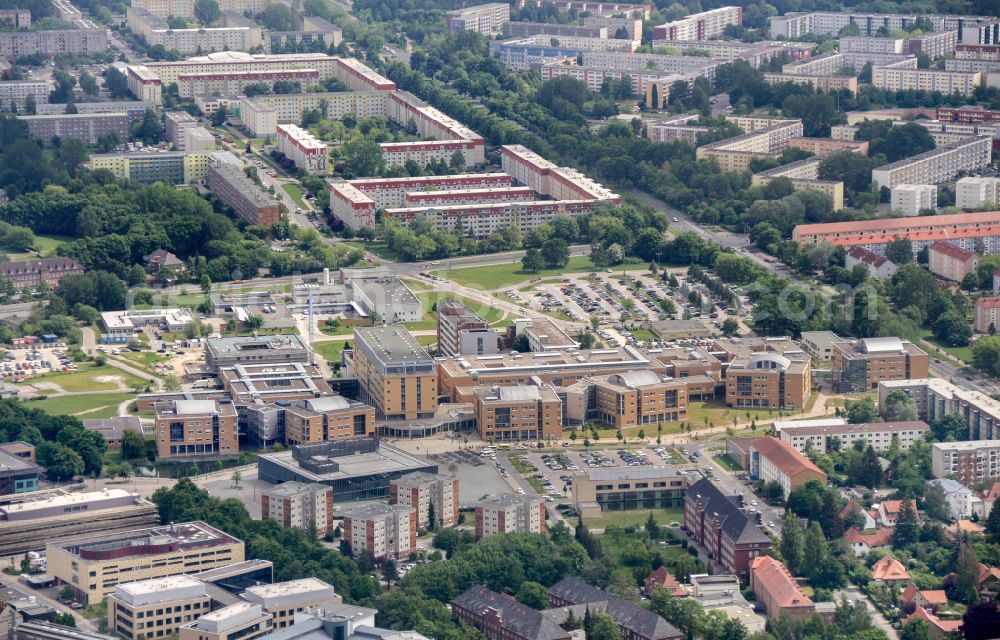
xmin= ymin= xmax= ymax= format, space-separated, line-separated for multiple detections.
xmin=0 ymin=342 xmax=77 ymax=382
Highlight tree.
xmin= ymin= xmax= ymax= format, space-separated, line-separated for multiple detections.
xmin=894 ymin=500 xmax=919 ymax=548
xmin=522 ymin=248 xmax=544 ymax=273
xmin=194 ymin=0 xmax=220 ymax=24
xmin=79 ymin=71 xmax=99 ymax=97
xmin=987 ymin=497 xmax=1000 ymax=541
xmin=381 ymin=558 xmax=398 ymax=586
xmin=846 ymin=397 xmax=878 ymax=424
xmin=779 ymin=511 xmax=804 ymax=574
xmin=231 ymin=469 xmax=242 ymax=487
xmin=885 ymin=237 xmax=914 ymax=264
xmin=870 ymin=123 xmax=936 ymax=163
xmin=934 ymin=310 xmax=972 ymax=347
xmin=343 ymin=138 xmax=384 ymax=177
xmin=515 ymin=581 xmax=549 ymax=609
xmin=721 ymin=318 xmax=739 ymax=336
xmin=105 ymin=67 xmax=129 ymax=99
xmin=645 ymin=512 xmax=659 ymax=539
xmin=245 ymin=315 xmax=265 ymax=330
xmin=955 ymin=541 xmax=981 ymax=604
xmin=931 ymin=413 xmax=968 ymax=441
xmin=37 ymin=442 xmax=84 ymax=481
xmin=590 ymin=613 xmax=623 ymax=640
xmin=883 ymin=390 xmax=918 ymax=422
xmin=121 ymin=428 xmax=145 ymax=460
xmin=132 ymin=109 xmax=162 ymax=145
xmin=900 ymin=620 xmax=930 ymax=640
xmin=427 ymin=500 xmax=437 ymax=531
xmin=541 ymin=238 xmax=570 ymax=269
xmin=923 ymin=482 xmax=948 ymax=521
xmin=802 ymin=521 xmax=826 ymax=578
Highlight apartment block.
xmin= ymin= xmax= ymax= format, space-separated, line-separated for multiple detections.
xmin=178 ymin=68 xmax=320 ymax=99
xmin=957 ymin=176 xmax=1000 ymax=209
xmin=352 ymin=326 xmax=437 ymax=421
xmin=47 ymin=521 xmax=245 ymax=605
xmin=0 ymin=9 xmax=30 ymax=28
xmin=264 ymin=15 xmax=342 ymax=53
xmin=684 ymin=477 xmax=771 ymax=578
xmin=276 ymin=123 xmax=327 ymax=173
xmin=475 ymin=494 xmax=546 ymax=538
xmin=514 ymin=0 xmax=651 ymax=19
xmin=653 ymin=6 xmax=741 ymax=41
xmin=473 ymin=384 xmax=563 ymax=441
xmin=0 ymin=257 xmax=83 ymax=290
xmin=873 ymin=58 xmax=982 ymax=96
xmin=0 ymin=29 xmax=107 ymax=58
xmin=89 ymin=152 xmax=210 ymax=185
xmin=178 ymin=602 xmax=273 ymax=640
xmin=502 ymin=21 xmax=606 ymax=38
xmin=932 ymin=440 xmax=1000 ymax=485
xmin=794 ymin=210 xmax=1000 ymax=254
xmin=241 ymin=578 xmax=342 ymax=629
xmin=571 ymin=467 xmax=685 ymax=517
xmin=581 ymin=49 xmax=721 ymax=77
xmin=501 ymin=144 xmax=620 ymax=202
xmin=583 ymin=15 xmax=643 ymax=40
xmin=106 ymin=576 xmax=210 ymax=640
xmin=762 ymin=72 xmax=858 ymax=95
xmin=130 ymin=0 xmax=270 ymax=18
xmin=751 ymin=154 xmax=845 ymax=210
xmin=696 ymin=119 xmax=804 ymax=173
xmin=891 ymin=184 xmax=937 ymax=216
xmin=975 ymin=297 xmax=1000 ymax=333
xmin=725 ymin=351 xmax=811 ymax=410
xmin=960 ymin=19 xmax=1000 ymax=45
xmin=206 ymin=151 xmax=282 ymax=227
xmin=832 ymin=337 xmax=929 ymax=393
xmin=907 ymin=30 xmax=958 ymax=59
xmin=261 ymin=482 xmax=334 ymax=535
xmin=385 ymin=198 xmax=594 ymax=238
xmin=539 ymin=61 xmax=683 ymax=97
xmin=126 ymin=6 xmax=261 ymax=54
xmin=928 ymin=240 xmax=978 ymax=282
xmin=389 ymin=472 xmax=459 ymax=529
xmin=879 ymin=377 xmax=1000 ymax=440
xmin=154 ymin=398 xmax=239 ymax=461
xmin=489 ymin=35 xmax=638 ymax=70
xmin=749 ymin=436 xmax=827 ymax=499
xmin=241 ymin=91 xmax=387 ymax=137
xmin=436 ymin=299 xmax=499 ymax=358
xmin=35 ymin=100 xmax=155 ymax=120
xmin=19 ymin=112 xmax=129 ymax=145
xmin=768 ymin=12 xmax=994 ymax=39
xmin=871 ymin=136 xmax=992 ymax=190
xmin=446 ymin=3 xmax=510 ymax=34
xmin=342 ymin=503 xmax=416 ymax=562
xmin=380 ymin=138 xmax=483 ymax=170
xmin=782 ymin=52 xmax=846 ymax=76
xmin=776 ymin=418 xmax=929 ymax=453
xmin=750 ymin=557 xmax=815 ymax=621
xmin=0 ymin=81 xmax=47 ymax=110
xmin=165 ymin=110 xmax=198 ymax=149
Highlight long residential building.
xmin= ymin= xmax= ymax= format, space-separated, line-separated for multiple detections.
xmin=768 ymin=12 xmax=995 ymax=39
xmin=776 ymin=419 xmax=930 ymax=453
xmin=751 ymin=154 xmax=845 ymax=210
xmin=878 ymin=377 xmax=1000 ymax=441
xmin=489 ymin=35 xmax=639 ymax=70
xmin=0 ymin=81 xmax=48 ymax=110
xmin=89 ymin=152 xmax=211 ymax=185
xmin=206 ymin=151 xmax=282 ymax=227
xmin=35 ymin=100 xmax=155 ymax=120
xmin=383 ymin=199 xmax=596 ymax=238
xmin=47 ymin=521 xmax=245 ymax=605
xmin=501 ymin=144 xmax=620 ymax=203
xmin=130 ymin=0 xmax=270 ymax=19
xmin=0 ymin=28 xmax=107 ymax=58
xmin=126 ymin=6 xmax=261 ymax=54
xmin=696 ymin=119 xmax=804 ymax=173
xmin=276 ymin=123 xmax=327 ymax=173
xmin=872 ymin=57 xmax=982 ymax=96
xmin=653 ymin=6 xmax=742 ymax=41
xmin=446 ymin=2 xmax=509 ymax=34
xmin=749 ymin=436 xmax=827 ymax=499
xmin=871 ymin=135 xmax=992 ymax=190
xmin=502 ymin=21 xmax=608 ymax=38
xmin=750 ymin=557 xmax=815 ymax=621
xmin=793 ymin=209 xmax=1000 ymax=254
xmin=684 ymin=477 xmax=771 ymax=578
xmin=762 ymin=72 xmax=858 ymax=95
xmin=19 ymin=112 xmax=130 ymax=145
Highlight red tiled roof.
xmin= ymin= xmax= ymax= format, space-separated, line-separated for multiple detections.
xmin=901 ymin=584 xmax=948 ymax=606
xmin=840 ymin=501 xmax=863 ymax=519
xmin=751 ymin=556 xmax=814 ymax=609
xmin=977 ymin=563 xmax=1000 ymax=585
xmin=848 ymin=246 xmax=891 ymax=268
xmin=844 ymin=527 xmax=894 ymax=548
xmin=977 ymin=297 xmax=1000 ymax=311
xmin=880 ymin=500 xmax=916 ymax=516
xmin=872 ymin=555 xmax=911 ymax=581
xmin=947 ymin=520 xmax=985 ymax=537
xmin=645 ymin=567 xmax=686 ymax=597
xmin=929 ymin=240 xmax=977 ymax=262
xmin=751 ymin=436 xmax=827 ymax=481
xmin=907 ymin=607 xmax=963 ymax=633
xmin=795 ymin=210 xmax=1000 ymax=236
xmin=987 ymin=481 xmax=1000 ymax=502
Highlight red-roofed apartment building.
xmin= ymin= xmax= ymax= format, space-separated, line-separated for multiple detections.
xmin=750 ymin=556 xmax=815 ymax=621
xmin=749 ymin=436 xmax=827 ymax=500
xmin=928 ymin=241 xmax=978 ymax=282
xmin=906 ymin=607 xmax=963 ymax=640
xmin=975 ymin=297 xmax=1000 ymax=333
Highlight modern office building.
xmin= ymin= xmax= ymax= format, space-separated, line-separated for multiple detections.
xmin=794 ymin=210 xmax=1000 ymax=254
xmin=352 ymin=326 xmax=437 ymax=421
xmin=178 ymin=602 xmax=273 ymax=640
xmin=445 ymin=3 xmax=510 ymax=34
xmin=205 ymin=334 xmax=309 ymax=370
xmin=261 ymin=482 xmax=334 ymax=535
xmin=0 ymin=488 xmax=159 ymax=556
xmin=653 ymin=6 xmax=742 ymax=41
xmin=89 ymin=152 xmax=211 ymax=185
xmin=932 ymin=440 xmax=1000 ymax=485
xmin=154 ymin=398 xmax=239 ymax=460
xmin=957 ymin=176 xmax=1000 ymax=209
xmin=584 ymin=371 xmax=691 ymax=428
xmin=571 ymin=467 xmax=685 ymax=519
xmin=19 ymin=112 xmax=130 ymax=145
xmin=276 ymin=123 xmax=327 ymax=173
xmin=0 ymin=28 xmax=107 ymax=58
xmin=776 ymin=419 xmax=930 ymax=453
xmin=0 ymin=449 xmax=40 ymax=496
xmin=750 ymin=557 xmax=816 ymax=621
xmin=832 ymin=337 xmax=929 ymax=393
xmin=47 ymin=521 xmax=245 ymax=605
xmin=241 ymin=578 xmax=342 ymax=630
xmin=106 ymin=575 xmax=211 ymax=640
xmin=436 ymin=299 xmax=499 ymax=358
xmin=891 ymin=184 xmax=937 ymax=216
xmin=871 ymin=136 xmax=992 ymax=190
xmin=473 ymin=384 xmax=564 ymax=441
xmin=345 ymin=270 xmax=423 ymax=324
xmin=724 ymin=351 xmax=811 ymax=410
xmin=11 ymin=622 xmax=118 ymax=640
xmin=749 ymin=436 xmax=827 ymax=499
xmin=928 ymin=240 xmax=978 ymax=282
xmin=475 ymin=494 xmax=546 ymax=538
xmin=283 ymin=397 xmax=375 ymax=446
xmin=219 ymin=363 xmax=335 ymax=405
xmin=389 ymin=472 xmax=459 ymax=529
xmin=684 ymin=477 xmax=771 ymax=578
xmin=342 ymin=503 xmax=416 ymax=562
xmin=258 ymin=439 xmax=438 ymax=502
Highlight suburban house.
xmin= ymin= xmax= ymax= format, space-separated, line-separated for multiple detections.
xmin=871 ymin=556 xmax=911 ymax=584
xmin=644 ymin=567 xmax=687 ymax=597
xmin=901 ymin=584 xmax=948 ymax=614
xmin=905 ymin=607 xmax=963 ymax=640
xmin=877 ymin=499 xmax=916 ymax=527
xmin=843 ymin=528 xmax=893 ymax=557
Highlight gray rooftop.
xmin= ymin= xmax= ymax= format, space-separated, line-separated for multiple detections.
xmin=0 ymin=448 xmax=39 ymax=475
xmin=206 ymin=334 xmax=306 ymax=354
xmin=354 ymin=326 xmax=432 ymax=366
xmin=577 ymin=466 xmax=684 ymax=482
xmin=260 ymin=442 xmax=432 ymax=481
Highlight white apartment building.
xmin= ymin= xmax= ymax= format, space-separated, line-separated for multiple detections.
xmin=276 ymin=123 xmax=327 ymax=173
xmin=342 ymin=503 xmax=416 ymax=561
xmin=126 ymin=7 xmax=261 ymax=54
xmin=384 ymin=199 xmax=595 ymax=238
xmin=932 ymin=440 xmax=1000 ymax=485
xmin=957 ymin=176 xmax=1000 ymax=209
xmin=446 ymin=2 xmax=510 ymax=34
xmin=581 ymin=50 xmax=721 ymax=78
xmin=177 ymin=69 xmax=320 ymax=99
xmin=839 ymin=36 xmax=905 ymax=54
xmin=501 ymin=144 xmax=620 ymax=203
xmin=489 ymin=36 xmax=640 ymax=70
xmin=389 ymin=472 xmax=459 ymax=529
xmin=130 ymin=0 xmax=269 ymax=18
xmin=776 ymin=418 xmax=930 ymax=453
xmin=871 ymin=136 xmax=992 ymax=189
xmin=0 ymin=81 xmax=48 ymax=110
xmin=891 ymin=184 xmax=937 ymax=216
xmin=475 ymin=494 xmax=546 ymax=538
xmin=240 ymin=91 xmax=387 ymax=136
xmin=873 ymin=58 xmax=982 ymax=96
xmin=380 ymin=139 xmax=484 ymax=169
xmin=539 ymin=62 xmax=685 ymax=96
xmin=260 ymin=481 xmax=334 ymax=535
xmin=768 ymin=11 xmax=994 ymax=39
xmin=653 ymin=6 xmax=742 ymax=41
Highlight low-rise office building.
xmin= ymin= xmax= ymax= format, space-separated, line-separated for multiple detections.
xmin=345 ymin=270 xmax=423 ymax=325
xmin=241 ymin=578 xmax=341 ymax=630
xmin=47 ymin=521 xmax=245 ymax=605
xmin=154 ymin=398 xmax=239 ymax=460
xmin=571 ymin=467 xmax=685 ymax=520
xmin=106 ymin=575 xmax=211 ymax=640
xmin=724 ymin=351 xmax=811 ymax=410
xmin=547 ymin=577 xmax=683 ymax=640
xmin=928 ymin=240 xmax=978 ymax=282
xmin=832 ymin=337 xmax=929 ymax=393
xmin=205 ymin=334 xmax=309 ymax=370
xmin=283 ymin=396 xmax=375 ymax=446
xmin=342 ymin=503 xmax=416 ymax=562
xmin=178 ymin=602 xmax=273 ymax=640
xmin=390 ymin=472 xmax=459 ymax=529
xmin=749 ymin=436 xmax=827 ymax=499
xmin=452 ymin=585 xmax=571 ymax=640
xmin=473 ymin=384 xmax=563 ymax=441
xmin=475 ymin=494 xmax=546 ymax=538
xmin=261 ymin=482 xmax=334 ymax=535
xmin=206 ymin=151 xmax=282 ymax=226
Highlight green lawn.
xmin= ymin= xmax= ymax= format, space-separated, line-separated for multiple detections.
xmin=15 ymin=363 xmax=145 ymax=392
xmin=29 ymin=392 xmax=134 ymax=418
xmin=282 ymin=183 xmax=308 ymax=209
xmin=405 ymin=291 xmax=508 ymax=332
xmin=919 ymin=329 xmax=974 ymax=364
xmin=713 ymin=453 xmax=742 ymax=471
xmin=315 ymin=339 xmax=350 ymax=364
xmin=434 ymin=256 xmax=596 ymax=290
xmin=113 ymin=351 xmax=171 ymax=376
xmin=631 ymin=328 xmax=657 ymax=341
xmin=582 ymin=507 xmax=685 ymax=529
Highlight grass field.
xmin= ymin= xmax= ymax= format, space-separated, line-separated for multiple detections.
xmin=630 ymin=328 xmax=657 ymax=341
xmin=113 ymin=351 xmax=170 ymax=376
xmin=582 ymin=507 xmax=684 ymax=529
xmin=405 ymin=291 xmax=509 ymax=331
xmin=29 ymin=392 xmax=134 ymax=418
xmin=434 ymin=256 xmax=596 ymax=290
xmin=919 ymin=329 xmax=974 ymax=364
xmin=315 ymin=339 xmax=350 ymax=364
xmin=282 ymin=183 xmax=307 ymax=209
xmin=15 ymin=363 xmax=145 ymax=392
xmin=713 ymin=453 xmax=742 ymax=471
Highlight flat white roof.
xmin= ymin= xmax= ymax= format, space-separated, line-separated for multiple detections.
xmin=0 ymin=488 xmax=134 ymax=514
xmin=243 ymin=577 xmax=334 ymax=599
